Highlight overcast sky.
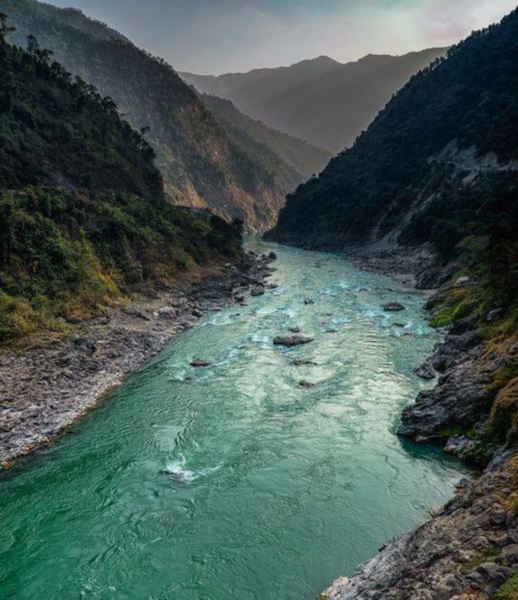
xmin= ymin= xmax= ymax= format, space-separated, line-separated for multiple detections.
xmin=47 ymin=0 xmax=516 ymax=74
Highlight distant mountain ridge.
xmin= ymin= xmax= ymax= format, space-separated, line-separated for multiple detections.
xmin=1 ymin=0 xmax=327 ymax=229
xmin=181 ymin=49 xmax=447 ymax=152
xmin=180 ymin=56 xmax=341 ymax=106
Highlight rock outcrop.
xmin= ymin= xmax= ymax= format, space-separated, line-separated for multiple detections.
xmin=323 ymin=452 xmax=518 ymax=600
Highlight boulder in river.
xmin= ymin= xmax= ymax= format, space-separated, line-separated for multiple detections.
xmin=251 ymin=286 xmax=265 ymax=297
xmin=292 ymin=360 xmax=317 ymax=366
xmin=304 ymin=298 xmax=314 ymax=305
xmin=384 ymin=302 xmax=406 ymax=312
xmin=414 ymin=359 xmax=436 ymax=380
xmin=299 ymin=380 xmax=315 ymax=388
xmin=268 ymin=251 xmax=277 ymax=261
xmin=288 ymin=326 xmax=301 ymax=333
xmin=157 ymin=306 xmax=177 ymax=320
xmin=190 ymin=359 xmax=212 ymax=368
xmin=274 ymin=335 xmax=314 ymax=347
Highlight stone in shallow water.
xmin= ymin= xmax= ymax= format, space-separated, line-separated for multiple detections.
xmin=299 ymin=380 xmax=315 ymax=388
xmin=190 ymin=359 xmax=212 ymax=368
xmin=414 ymin=359 xmax=435 ymax=380
xmin=273 ymin=335 xmax=314 ymax=347
xmin=384 ymin=302 xmax=406 ymax=312
xmin=291 ymin=360 xmax=317 ymax=366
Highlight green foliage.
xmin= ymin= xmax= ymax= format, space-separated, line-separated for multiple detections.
xmin=493 ymin=573 xmax=518 ymax=600
xmin=1 ymin=0 xmax=302 ymax=227
xmin=0 ymin=36 xmax=162 ymax=199
xmin=274 ymin=9 xmax=518 ymax=244
xmin=0 ymin=186 xmax=242 ymax=342
xmin=0 ymin=30 xmax=243 ymax=341
xmin=428 ymin=289 xmax=477 ymax=328
xmin=489 ymin=377 xmax=518 ymax=445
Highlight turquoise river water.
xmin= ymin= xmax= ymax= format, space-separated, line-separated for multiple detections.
xmin=0 ymin=242 xmax=469 ymax=600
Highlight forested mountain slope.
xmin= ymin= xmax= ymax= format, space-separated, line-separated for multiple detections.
xmin=199 ymin=94 xmax=330 ymax=186
xmin=181 ymin=50 xmax=446 ymax=152
xmin=271 ymin=10 xmax=518 ymax=253
xmin=0 ymin=0 xmax=313 ymax=229
xmin=0 ymin=24 xmax=242 ymax=342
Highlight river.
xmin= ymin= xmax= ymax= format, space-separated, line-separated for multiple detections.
xmin=0 ymin=242 xmax=469 ymax=600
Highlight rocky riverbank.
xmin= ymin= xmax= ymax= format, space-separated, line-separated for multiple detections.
xmin=0 ymin=251 xmax=277 ymax=467
xmin=324 ymin=451 xmax=518 ymax=600
xmin=322 ymin=244 xmax=517 ymax=600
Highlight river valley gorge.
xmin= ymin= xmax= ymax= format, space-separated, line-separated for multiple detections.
xmin=0 ymin=243 xmax=472 ymax=600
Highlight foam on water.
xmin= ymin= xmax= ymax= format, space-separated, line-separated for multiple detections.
xmin=0 ymin=241 xmax=471 ymax=600
xmin=165 ymin=455 xmax=222 ymax=483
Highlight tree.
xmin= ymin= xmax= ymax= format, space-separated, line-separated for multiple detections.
xmin=27 ymin=34 xmax=53 ymax=66
xmin=0 ymin=13 xmax=15 ymax=46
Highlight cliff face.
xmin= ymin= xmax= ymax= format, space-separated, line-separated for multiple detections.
xmin=324 ymin=452 xmax=518 ymax=600
xmin=1 ymin=0 xmax=311 ymax=229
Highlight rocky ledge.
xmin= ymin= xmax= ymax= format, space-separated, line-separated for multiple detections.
xmin=0 ymin=252 xmax=276 ymax=467
xmin=323 ymin=450 xmax=518 ymax=600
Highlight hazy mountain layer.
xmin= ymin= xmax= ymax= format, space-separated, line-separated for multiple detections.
xmin=181 ymin=50 xmax=446 ymax=152
xmin=1 ymin=0 xmax=325 ymax=229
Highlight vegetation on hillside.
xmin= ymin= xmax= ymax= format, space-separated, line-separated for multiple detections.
xmin=200 ymin=93 xmax=330 ymax=189
xmin=1 ymin=0 xmax=326 ymax=229
xmin=0 ymin=20 xmax=242 ymax=342
xmin=273 ymin=9 xmax=518 ymax=246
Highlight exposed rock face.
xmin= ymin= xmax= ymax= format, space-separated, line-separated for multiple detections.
xmin=398 ymin=318 xmax=501 ymax=458
xmin=323 ymin=452 xmax=518 ymax=600
xmin=414 ymin=358 xmax=436 ymax=381
xmin=251 ymin=286 xmax=266 ymax=297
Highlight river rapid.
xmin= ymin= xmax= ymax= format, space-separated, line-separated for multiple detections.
xmin=0 ymin=242 xmax=469 ymax=600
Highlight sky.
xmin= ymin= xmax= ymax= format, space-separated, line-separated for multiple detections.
xmin=47 ymin=0 xmax=517 ymax=74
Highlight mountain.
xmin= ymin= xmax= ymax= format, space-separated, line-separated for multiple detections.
xmin=0 ymin=26 xmax=243 ymax=342
xmin=246 ymin=49 xmax=448 ymax=152
xmin=181 ymin=49 xmax=447 ymax=152
xmin=269 ymin=8 xmax=518 ymax=450
xmin=0 ymin=0 xmax=324 ymax=229
xmin=270 ymin=12 xmax=518 ymax=250
xmin=180 ymin=56 xmax=342 ymax=110
xmin=199 ymin=93 xmax=330 ymax=185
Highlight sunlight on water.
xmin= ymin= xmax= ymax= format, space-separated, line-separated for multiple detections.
xmin=0 ymin=242 xmax=470 ymax=600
